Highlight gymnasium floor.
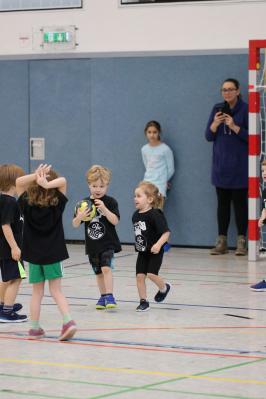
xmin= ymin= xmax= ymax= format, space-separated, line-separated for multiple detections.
xmin=1 ymin=244 xmax=266 ymax=399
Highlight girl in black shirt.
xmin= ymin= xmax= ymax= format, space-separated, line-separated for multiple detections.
xmin=132 ymin=181 xmax=171 ymax=311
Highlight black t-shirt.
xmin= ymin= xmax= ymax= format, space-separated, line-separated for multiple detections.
xmin=82 ymin=195 xmax=121 ymax=255
xmin=0 ymin=194 xmax=23 ymax=260
xmin=132 ymin=208 xmax=169 ymax=252
xmin=18 ymin=191 xmax=69 ymax=264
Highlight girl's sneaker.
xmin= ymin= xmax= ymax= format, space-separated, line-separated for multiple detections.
xmin=96 ymin=295 xmax=106 ymax=310
xmin=250 ymin=280 xmax=266 ymax=291
xmin=136 ymin=300 xmax=150 ymax=312
xmin=154 ymin=283 xmax=171 ymax=302
xmin=28 ymin=328 xmax=45 ymax=339
xmin=105 ymin=294 xmax=117 ymax=309
xmin=59 ymin=320 xmax=77 ymax=341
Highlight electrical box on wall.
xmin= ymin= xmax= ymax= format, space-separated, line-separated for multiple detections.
xmin=30 ymin=138 xmax=45 ymax=160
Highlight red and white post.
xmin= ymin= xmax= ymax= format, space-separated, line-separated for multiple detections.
xmin=248 ymin=40 xmax=266 ymax=260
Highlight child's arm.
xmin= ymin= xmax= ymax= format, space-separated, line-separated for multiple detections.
xmin=36 ymin=166 xmax=66 ymax=195
xmin=2 ymin=224 xmax=21 ymax=261
xmin=94 ymin=199 xmax=119 ymax=225
xmin=258 ymin=208 xmax=266 ymax=227
xmin=72 ymin=209 xmax=89 ymax=228
xmin=150 ymin=231 xmax=170 ymax=254
xmin=16 ymin=164 xmax=51 ymax=196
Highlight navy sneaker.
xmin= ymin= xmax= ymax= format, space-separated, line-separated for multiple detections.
xmin=96 ymin=295 xmax=106 ymax=310
xmin=136 ymin=300 xmax=150 ymax=312
xmin=0 ymin=303 xmax=22 ymax=312
xmin=154 ymin=283 xmax=171 ymax=302
xmin=250 ymin=280 xmax=266 ymax=291
xmin=0 ymin=311 xmax=28 ymax=323
xmin=105 ymin=294 xmax=117 ymax=309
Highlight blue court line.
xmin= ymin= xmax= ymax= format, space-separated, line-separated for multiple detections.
xmin=10 ymin=333 xmax=266 ymax=356
xmin=17 ymin=293 xmax=266 ymax=312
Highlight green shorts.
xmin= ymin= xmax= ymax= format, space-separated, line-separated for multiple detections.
xmin=29 ymin=262 xmax=63 ymax=283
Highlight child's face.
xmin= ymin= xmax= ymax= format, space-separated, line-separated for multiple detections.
xmin=262 ymin=165 xmax=266 ymax=181
xmin=134 ymin=187 xmax=152 ymax=211
xmin=88 ymin=179 xmax=108 ymax=199
xmin=145 ymin=126 xmax=160 ymax=145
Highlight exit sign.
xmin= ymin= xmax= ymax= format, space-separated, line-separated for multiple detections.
xmin=43 ymin=31 xmax=70 ymax=43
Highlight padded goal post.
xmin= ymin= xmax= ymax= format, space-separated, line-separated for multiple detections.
xmin=248 ymin=40 xmax=266 ymax=261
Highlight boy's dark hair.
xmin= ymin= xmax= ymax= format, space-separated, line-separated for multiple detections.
xmin=0 ymin=164 xmax=25 ymax=191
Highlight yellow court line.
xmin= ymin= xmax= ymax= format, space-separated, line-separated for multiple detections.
xmin=1 ymin=357 xmax=266 ymax=386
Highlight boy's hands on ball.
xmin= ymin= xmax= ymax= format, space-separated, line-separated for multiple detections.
xmin=94 ymin=199 xmax=106 ymax=213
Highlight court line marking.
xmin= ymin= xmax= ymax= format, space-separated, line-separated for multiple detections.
xmin=0 ymin=356 xmax=265 ymax=382
xmin=0 ymin=335 xmax=265 ymax=359
xmin=0 ymin=372 xmax=261 ymax=399
xmin=17 ymin=293 xmax=266 ymax=312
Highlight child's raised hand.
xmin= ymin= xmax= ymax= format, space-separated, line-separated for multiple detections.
xmin=36 ymin=168 xmax=49 ymax=188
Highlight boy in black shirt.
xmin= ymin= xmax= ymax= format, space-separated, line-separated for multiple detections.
xmin=73 ymin=165 xmax=121 ymax=309
xmin=0 ymin=164 xmax=27 ymax=322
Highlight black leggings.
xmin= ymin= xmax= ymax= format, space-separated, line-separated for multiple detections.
xmin=216 ymin=187 xmax=248 ymax=236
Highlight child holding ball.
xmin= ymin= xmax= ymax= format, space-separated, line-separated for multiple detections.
xmin=72 ymin=165 xmax=121 ymax=310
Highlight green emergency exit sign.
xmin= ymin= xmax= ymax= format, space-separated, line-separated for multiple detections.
xmin=43 ymin=31 xmax=70 ymax=43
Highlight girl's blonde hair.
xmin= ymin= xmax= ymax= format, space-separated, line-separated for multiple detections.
xmin=0 ymin=164 xmax=25 ymax=191
xmin=27 ymin=169 xmax=60 ymax=207
xmin=86 ymin=165 xmax=111 ymax=184
xmin=137 ymin=181 xmax=164 ymax=209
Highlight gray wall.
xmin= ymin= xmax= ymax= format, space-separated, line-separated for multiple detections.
xmin=0 ymin=55 xmax=248 ymax=247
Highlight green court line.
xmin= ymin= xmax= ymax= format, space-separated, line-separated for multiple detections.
xmin=88 ymin=357 xmax=266 ymax=399
xmin=0 ymin=390 xmax=79 ymax=399
xmin=1 ymin=358 xmax=266 ymax=399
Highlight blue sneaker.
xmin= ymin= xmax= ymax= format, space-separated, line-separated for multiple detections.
xmin=250 ymin=280 xmax=266 ymax=291
xmin=0 ymin=303 xmax=22 ymax=312
xmin=96 ymin=295 xmax=106 ymax=310
xmin=154 ymin=283 xmax=171 ymax=302
xmin=105 ymin=294 xmax=117 ymax=309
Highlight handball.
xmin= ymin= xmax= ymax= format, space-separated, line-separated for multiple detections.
xmin=75 ymin=199 xmax=96 ymax=222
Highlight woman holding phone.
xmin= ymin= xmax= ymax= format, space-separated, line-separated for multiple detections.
xmin=205 ymin=78 xmax=248 ymax=256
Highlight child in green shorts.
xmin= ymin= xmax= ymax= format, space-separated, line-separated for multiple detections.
xmin=16 ymin=164 xmax=77 ymax=340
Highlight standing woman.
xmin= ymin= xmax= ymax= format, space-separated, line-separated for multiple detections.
xmin=205 ymin=78 xmax=248 ymax=255
xmin=141 ymin=120 xmax=175 ymax=206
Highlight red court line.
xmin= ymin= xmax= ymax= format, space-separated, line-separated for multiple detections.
xmin=0 ymin=335 xmax=264 ymax=360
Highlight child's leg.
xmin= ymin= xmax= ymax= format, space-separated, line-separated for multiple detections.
xmin=3 ymin=279 xmax=22 ymax=306
xmin=0 ymin=281 xmax=9 ymax=304
xmin=48 ymin=278 xmax=70 ymax=316
xmin=95 ymin=273 xmax=106 ymax=295
xmin=30 ymin=281 xmax=45 ymax=321
xmin=101 ymin=266 xmax=113 ymax=293
xmin=136 ymin=273 xmax=147 ymax=299
xmin=147 ymin=273 xmax=165 ymax=291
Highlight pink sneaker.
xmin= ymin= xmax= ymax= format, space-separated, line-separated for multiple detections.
xmin=28 ymin=328 xmax=45 ymax=339
xmin=59 ymin=320 xmax=77 ymax=341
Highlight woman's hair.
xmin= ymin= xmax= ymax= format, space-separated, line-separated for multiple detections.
xmin=0 ymin=164 xmax=25 ymax=191
xmin=86 ymin=165 xmax=111 ymax=185
xmin=27 ymin=169 xmax=60 ymax=207
xmin=223 ymin=78 xmax=240 ymax=90
xmin=144 ymin=120 xmax=161 ymax=139
xmin=137 ymin=181 xmax=164 ymax=209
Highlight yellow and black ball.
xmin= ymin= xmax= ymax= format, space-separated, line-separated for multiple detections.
xmin=75 ymin=199 xmax=97 ymax=222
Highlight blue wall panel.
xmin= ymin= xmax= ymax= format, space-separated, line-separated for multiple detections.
xmin=0 ymin=61 xmax=29 ymax=172
xmin=0 ymin=55 xmax=248 ymax=247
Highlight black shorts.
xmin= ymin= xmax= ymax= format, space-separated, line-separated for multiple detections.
xmin=136 ymin=251 xmax=164 ymax=276
xmin=89 ymin=249 xmax=114 ymax=275
xmin=0 ymin=259 xmax=25 ymax=282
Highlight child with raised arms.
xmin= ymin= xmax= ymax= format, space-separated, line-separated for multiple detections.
xmin=132 ymin=181 xmax=171 ymax=311
xmin=72 ymin=165 xmax=121 ymax=310
xmin=0 ymin=164 xmax=27 ymax=323
xmin=16 ymin=164 xmax=77 ymax=340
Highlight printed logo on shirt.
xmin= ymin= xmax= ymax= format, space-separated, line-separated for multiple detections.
xmin=134 ymin=221 xmax=147 ymax=251
xmin=87 ymin=221 xmax=105 ymax=240
xmin=87 ymin=209 xmax=105 ymax=240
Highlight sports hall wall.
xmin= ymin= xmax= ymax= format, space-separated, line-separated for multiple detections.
xmin=0 ymin=54 xmax=248 ymax=246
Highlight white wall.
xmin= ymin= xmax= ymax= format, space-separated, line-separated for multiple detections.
xmin=0 ymin=0 xmax=266 ymax=58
